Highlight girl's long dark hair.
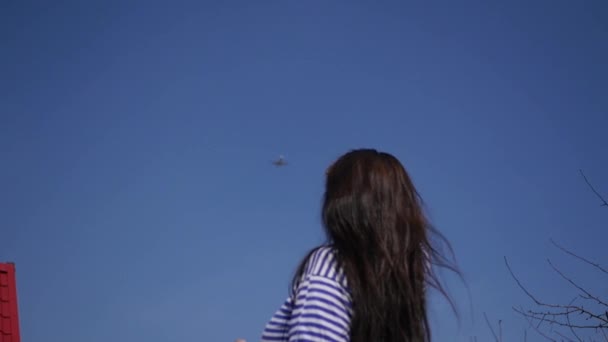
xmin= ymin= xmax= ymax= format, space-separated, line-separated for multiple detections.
xmin=292 ymin=148 xmax=460 ymax=342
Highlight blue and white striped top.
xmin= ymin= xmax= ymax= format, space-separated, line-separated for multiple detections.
xmin=261 ymin=246 xmax=353 ymax=342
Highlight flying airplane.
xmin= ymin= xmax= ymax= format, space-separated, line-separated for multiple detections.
xmin=272 ymin=155 xmax=288 ymax=167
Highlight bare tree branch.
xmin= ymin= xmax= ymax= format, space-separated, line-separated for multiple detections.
xmin=505 ymin=171 xmax=607 ymax=341
xmin=547 ymin=258 xmax=608 ymax=308
xmin=513 ymin=306 xmax=608 ymax=329
xmin=519 ymin=306 xmax=558 ymax=342
xmin=506 ymin=256 xmax=608 ymax=339
xmin=550 ymin=239 xmax=608 ymax=275
xmin=505 ymin=257 xmax=544 ymax=306
xmin=580 ymin=169 xmax=608 ymax=207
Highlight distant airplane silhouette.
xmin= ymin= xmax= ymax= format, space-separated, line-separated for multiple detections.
xmin=272 ymin=155 xmax=288 ymax=167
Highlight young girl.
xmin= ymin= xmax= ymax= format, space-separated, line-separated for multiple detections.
xmin=259 ymin=148 xmax=458 ymax=342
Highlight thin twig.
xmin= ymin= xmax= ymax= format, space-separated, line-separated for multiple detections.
xmin=519 ymin=306 xmax=558 ymax=342
xmin=505 ymin=257 xmax=543 ymax=306
xmin=547 ymin=258 xmax=608 ymax=307
xmin=498 ymin=319 xmax=502 ymax=342
xmin=550 ymin=239 xmax=608 ymax=275
xmin=484 ymin=312 xmax=499 ymax=342
xmin=580 ymin=169 xmax=608 ymax=207
xmin=566 ymin=309 xmax=583 ymax=342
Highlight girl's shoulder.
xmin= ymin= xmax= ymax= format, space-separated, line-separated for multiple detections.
xmin=301 ymin=245 xmax=348 ymax=287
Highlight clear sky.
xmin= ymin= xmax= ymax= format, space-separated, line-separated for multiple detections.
xmin=1 ymin=1 xmax=607 ymax=341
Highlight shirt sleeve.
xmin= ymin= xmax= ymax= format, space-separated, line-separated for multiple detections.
xmin=288 ymin=275 xmax=352 ymax=342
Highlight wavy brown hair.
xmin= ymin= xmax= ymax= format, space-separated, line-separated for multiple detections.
xmin=292 ymin=148 xmax=460 ymax=341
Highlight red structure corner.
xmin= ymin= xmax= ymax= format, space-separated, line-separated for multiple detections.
xmin=0 ymin=263 xmax=21 ymax=342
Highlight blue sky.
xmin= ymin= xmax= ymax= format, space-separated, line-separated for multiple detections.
xmin=1 ymin=1 xmax=607 ymax=341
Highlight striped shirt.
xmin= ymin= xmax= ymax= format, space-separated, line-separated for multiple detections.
xmin=261 ymin=246 xmax=353 ymax=342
